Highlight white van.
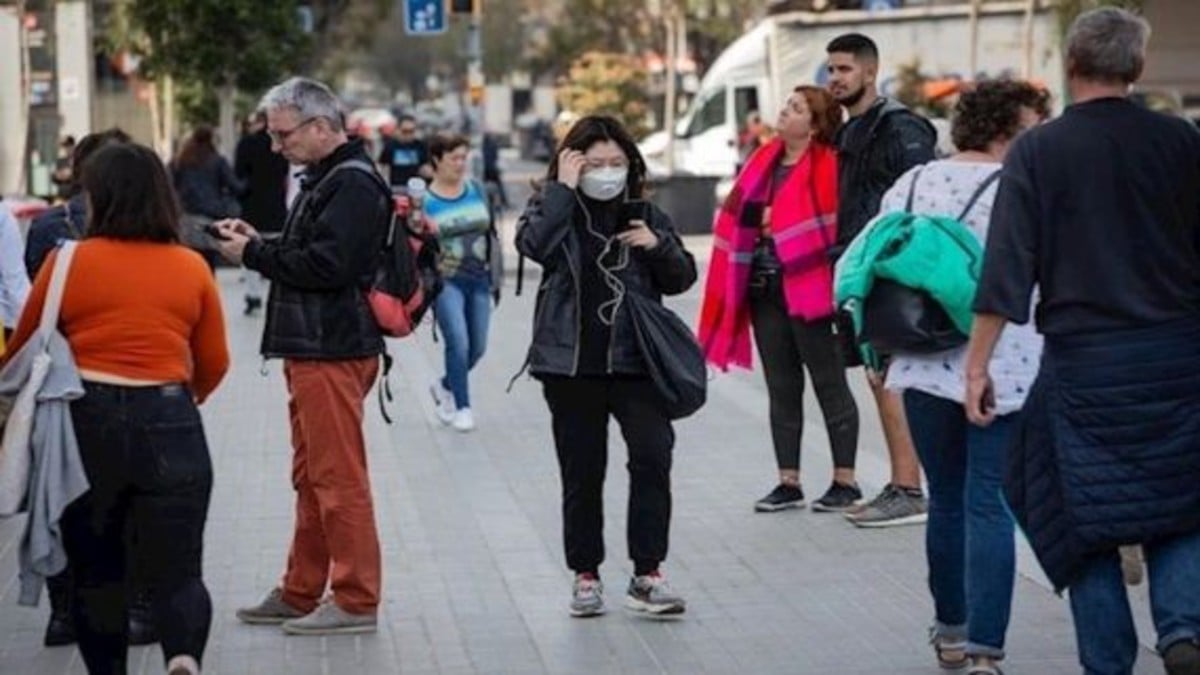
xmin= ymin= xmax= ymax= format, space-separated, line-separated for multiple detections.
xmin=641 ymin=2 xmax=1065 ymax=179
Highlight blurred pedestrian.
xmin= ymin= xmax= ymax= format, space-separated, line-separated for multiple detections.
xmin=6 ymin=142 xmax=230 ymax=675
xmin=698 ymin=86 xmax=862 ymax=514
xmin=0 ymin=202 xmax=29 ymax=341
xmin=967 ymin=9 xmax=1200 ymax=674
xmin=171 ymin=126 xmax=244 ymax=271
xmin=220 ymin=77 xmax=391 ymax=637
xmin=234 ymin=111 xmax=289 ymax=316
xmin=826 ymin=32 xmax=938 ymax=528
xmin=868 ymin=79 xmax=1049 ymax=675
xmin=516 ymin=115 xmax=697 ymax=618
xmin=425 ymin=133 xmax=497 ymax=432
xmin=26 ymin=129 xmax=131 ymax=279
xmin=377 ymin=114 xmax=430 ymax=190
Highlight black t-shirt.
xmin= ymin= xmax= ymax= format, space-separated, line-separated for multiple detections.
xmin=975 ymin=98 xmax=1200 ymax=335
xmin=377 ymin=138 xmax=428 ymax=187
xmin=576 ymin=199 xmax=624 ymax=376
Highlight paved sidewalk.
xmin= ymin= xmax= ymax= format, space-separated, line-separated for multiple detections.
xmin=0 ymin=249 xmax=1164 ymax=674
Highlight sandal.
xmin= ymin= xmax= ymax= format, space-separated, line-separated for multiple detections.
xmin=929 ymin=627 xmax=968 ymax=670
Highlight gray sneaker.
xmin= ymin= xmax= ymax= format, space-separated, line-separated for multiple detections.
xmin=624 ymin=571 xmax=686 ymax=616
xmin=235 ymin=588 xmax=306 ymax=625
xmin=846 ymin=484 xmax=928 ymax=528
xmin=569 ymin=573 xmax=605 ymax=618
xmin=281 ymin=601 xmax=377 ymax=636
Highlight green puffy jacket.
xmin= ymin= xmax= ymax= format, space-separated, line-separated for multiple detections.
xmin=833 ymin=211 xmax=983 ymax=369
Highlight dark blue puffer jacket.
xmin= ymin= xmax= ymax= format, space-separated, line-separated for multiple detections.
xmin=1005 ymin=317 xmax=1200 ymax=591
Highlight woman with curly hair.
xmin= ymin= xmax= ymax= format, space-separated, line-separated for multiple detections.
xmin=863 ymin=79 xmax=1049 ymax=674
xmin=854 ymin=79 xmax=1051 ymax=672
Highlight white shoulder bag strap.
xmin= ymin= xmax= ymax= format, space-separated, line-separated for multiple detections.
xmin=39 ymin=241 xmax=77 ymax=338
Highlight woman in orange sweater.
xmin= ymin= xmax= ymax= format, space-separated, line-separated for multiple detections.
xmin=8 ymin=143 xmax=230 ymax=675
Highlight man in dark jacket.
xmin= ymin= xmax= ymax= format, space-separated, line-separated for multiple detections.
xmin=214 ymin=77 xmax=390 ymax=637
xmin=234 ymin=111 xmax=290 ymax=315
xmin=966 ymin=9 xmax=1200 ymax=674
xmin=826 ymin=33 xmax=937 ymax=529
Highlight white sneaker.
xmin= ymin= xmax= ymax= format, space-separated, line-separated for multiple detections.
xmin=452 ymin=408 xmax=475 ymax=432
xmin=429 ymin=380 xmax=455 ymax=425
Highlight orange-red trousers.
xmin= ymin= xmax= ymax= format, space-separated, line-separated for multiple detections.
xmin=280 ymin=357 xmax=381 ymax=615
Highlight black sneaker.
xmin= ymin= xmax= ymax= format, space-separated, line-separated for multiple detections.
xmin=754 ymin=484 xmax=805 ymax=512
xmin=811 ymin=481 xmax=864 ymax=513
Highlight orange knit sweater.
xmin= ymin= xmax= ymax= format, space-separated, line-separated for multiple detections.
xmin=6 ymin=238 xmax=230 ymax=402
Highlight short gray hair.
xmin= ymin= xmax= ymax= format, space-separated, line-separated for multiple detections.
xmin=259 ymin=77 xmax=345 ymax=131
xmin=1066 ymin=7 xmax=1151 ymax=85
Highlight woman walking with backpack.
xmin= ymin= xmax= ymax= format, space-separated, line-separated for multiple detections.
xmin=849 ymin=80 xmax=1049 ymax=674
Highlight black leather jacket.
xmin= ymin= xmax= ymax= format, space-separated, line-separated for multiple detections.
xmin=516 ymin=182 xmax=697 ymax=377
xmin=834 ymin=97 xmax=937 ymax=253
xmin=243 ymin=140 xmax=389 ymax=360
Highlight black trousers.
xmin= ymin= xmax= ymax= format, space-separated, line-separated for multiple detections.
xmin=749 ymin=274 xmax=860 ymax=472
xmin=541 ymin=376 xmax=674 ymax=576
xmin=61 ymin=383 xmax=213 ymax=673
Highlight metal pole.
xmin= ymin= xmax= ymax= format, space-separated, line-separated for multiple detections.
xmin=1022 ymin=0 xmax=1038 ymax=80
xmin=662 ymin=1 xmax=677 ymax=175
xmin=467 ymin=4 xmax=484 ymax=180
xmin=968 ymin=0 xmax=981 ymax=79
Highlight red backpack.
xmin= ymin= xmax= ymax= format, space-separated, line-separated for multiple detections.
xmin=315 ymin=160 xmax=443 ymax=338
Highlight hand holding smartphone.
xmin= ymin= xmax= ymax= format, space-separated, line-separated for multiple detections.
xmin=619 ymin=200 xmax=649 ymax=231
xmin=203 ymin=223 xmax=232 ymax=241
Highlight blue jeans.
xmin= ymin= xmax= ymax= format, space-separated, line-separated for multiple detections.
xmin=434 ymin=275 xmax=492 ymax=409
xmin=904 ymin=390 xmax=1017 ymax=659
xmin=1069 ymin=528 xmax=1200 ymax=674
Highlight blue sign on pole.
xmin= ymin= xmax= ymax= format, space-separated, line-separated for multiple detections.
xmin=404 ymin=0 xmax=448 ymax=35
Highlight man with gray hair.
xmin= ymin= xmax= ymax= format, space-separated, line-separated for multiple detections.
xmin=214 ymin=77 xmax=392 ymax=636
xmin=965 ymin=8 xmax=1200 ymax=674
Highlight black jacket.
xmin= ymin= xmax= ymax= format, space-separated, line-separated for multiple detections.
xmin=243 ymin=139 xmax=390 ymax=360
xmin=516 ymin=182 xmax=697 ymax=377
xmin=834 ymin=97 xmax=937 ymax=252
xmin=234 ymin=130 xmax=289 ymax=234
xmin=25 ymin=196 xmax=85 ymax=279
xmin=173 ymin=155 xmax=245 ymax=219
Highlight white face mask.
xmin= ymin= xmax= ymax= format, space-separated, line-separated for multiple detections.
xmin=579 ymin=166 xmax=628 ymax=201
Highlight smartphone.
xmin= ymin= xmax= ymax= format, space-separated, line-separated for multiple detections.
xmin=203 ymin=223 xmax=231 ymax=241
xmin=619 ymin=200 xmax=650 ymax=231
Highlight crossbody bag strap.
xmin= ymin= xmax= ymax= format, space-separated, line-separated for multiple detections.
xmin=955 ymin=169 xmax=1003 ymax=222
xmin=39 ymin=241 xmax=77 ymax=335
xmin=904 ymin=166 xmax=926 ymax=212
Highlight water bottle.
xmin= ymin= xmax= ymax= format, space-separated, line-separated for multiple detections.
xmin=405 ymin=176 xmax=427 ymax=231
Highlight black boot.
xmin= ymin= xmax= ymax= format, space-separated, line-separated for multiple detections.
xmin=43 ymin=571 xmax=75 ymax=647
xmin=128 ymin=589 xmax=159 ymax=646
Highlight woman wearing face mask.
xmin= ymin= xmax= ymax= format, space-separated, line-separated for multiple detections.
xmin=425 ymin=133 xmax=496 ymax=432
xmin=698 ymin=85 xmax=862 ymax=514
xmin=516 ymin=115 xmax=697 ymax=618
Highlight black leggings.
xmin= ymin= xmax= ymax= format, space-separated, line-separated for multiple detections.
xmin=542 ymin=376 xmax=674 ymax=577
xmin=61 ymin=383 xmax=213 ymax=673
xmin=749 ymin=275 xmax=859 ymax=472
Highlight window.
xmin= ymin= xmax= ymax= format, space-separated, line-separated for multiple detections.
xmin=685 ymin=91 xmax=727 ymax=138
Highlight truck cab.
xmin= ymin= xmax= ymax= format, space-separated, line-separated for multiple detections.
xmin=641 ymin=22 xmax=772 ymax=179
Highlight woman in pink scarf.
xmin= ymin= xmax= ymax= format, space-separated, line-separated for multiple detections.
xmin=697 ymin=85 xmax=861 ymax=513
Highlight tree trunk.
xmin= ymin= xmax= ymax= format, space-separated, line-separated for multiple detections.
xmin=218 ymin=80 xmax=237 ymax=160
